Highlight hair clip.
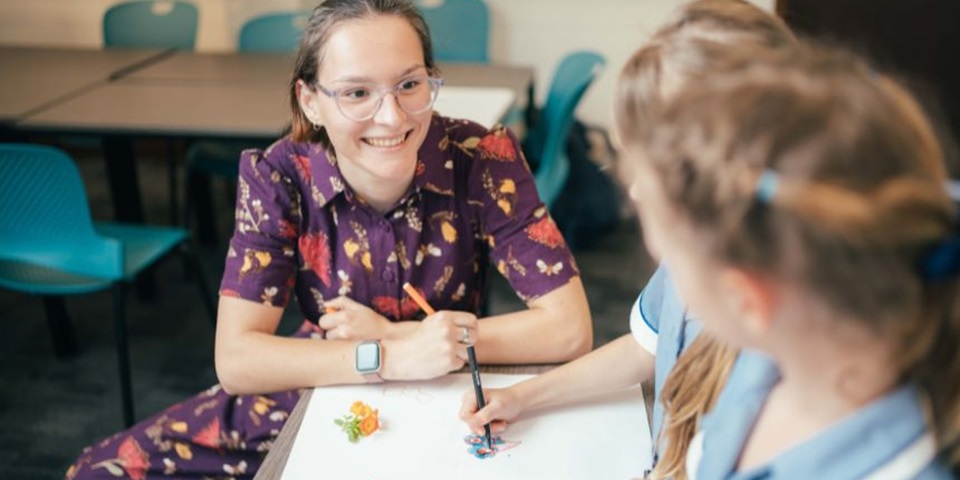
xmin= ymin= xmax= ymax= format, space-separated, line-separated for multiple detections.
xmin=755 ymin=169 xmax=779 ymax=204
xmin=920 ymin=235 xmax=960 ymax=282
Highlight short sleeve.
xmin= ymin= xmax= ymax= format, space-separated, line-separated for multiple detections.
xmin=466 ymin=125 xmax=579 ymax=302
xmin=630 ymin=264 xmax=669 ymax=354
xmin=219 ymin=146 xmax=302 ymax=307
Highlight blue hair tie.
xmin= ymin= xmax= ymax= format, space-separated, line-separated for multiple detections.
xmin=920 ymin=235 xmax=960 ymax=282
xmin=755 ymin=170 xmax=779 ymax=204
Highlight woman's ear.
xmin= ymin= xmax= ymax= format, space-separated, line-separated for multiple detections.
xmin=722 ymin=268 xmax=778 ymax=337
xmin=295 ymin=79 xmax=323 ymax=127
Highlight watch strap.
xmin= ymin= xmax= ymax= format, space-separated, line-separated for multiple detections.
xmin=361 ymin=370 xmax=383 ymax=383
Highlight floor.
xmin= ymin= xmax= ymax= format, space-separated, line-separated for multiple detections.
xmin=0 ymin=141 xmax=654 ymax=479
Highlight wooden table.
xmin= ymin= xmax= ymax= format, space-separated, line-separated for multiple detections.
xmin=125 ymin=51 xmax=295 ymax=85
xmin=254 ymin=365 xmax=555 ymax=479
xmin=0 ymin=46 xmax=170 ymax=125
xmin=122 ymin=50 xmax=534 ymax=101
xmin=12 ymin=49 xmax=535 ymax=224
xmin=20 ymin=83 xmax=516 ymax=140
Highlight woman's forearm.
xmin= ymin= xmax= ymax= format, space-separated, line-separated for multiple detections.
xmin=216 ymin=330 xmax=363 ymax=394
xmin=474 ymin=278 xmax=593 ymax=364
xmin=215 ymin=296 xmax=368 ymax=394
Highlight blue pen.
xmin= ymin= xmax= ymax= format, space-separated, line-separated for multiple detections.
xmin=466 ymin=345 xmax=493 ymax=449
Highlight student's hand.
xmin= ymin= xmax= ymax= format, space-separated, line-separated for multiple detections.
xmin=380 ymin=311 xmax=477 ymax=380
xmin=458 ymin=386 xmax=522 ymax=436
xmin=319 ymin=296 xmax=394 ymax=340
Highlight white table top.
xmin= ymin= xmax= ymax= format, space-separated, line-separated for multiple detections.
xmin=281 ymin=374 xmax=652 ymax=480
xmin=435 ymin=86 xmax=516 ymax=128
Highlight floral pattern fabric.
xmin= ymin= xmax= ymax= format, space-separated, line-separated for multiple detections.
xmin=66 ymin=323 xmax=316 ymax=480
xmin=222 ymin=114 xmax=578 ymax=320
xmin=66 ymin=115 xmax=579 ymax=479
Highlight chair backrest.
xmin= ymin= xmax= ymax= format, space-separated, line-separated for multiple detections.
xmin=103 ymin=0 xmax=199 ymax=50
xmin=531 ymin=51 xmax=606 ymax=209
xmin=415 ymin=0 xmax=489 ymax=63
xmin=0 ymin=145 xmax=123 ymax=280
xmin=238 ymin=11 xmax=311 ymax=53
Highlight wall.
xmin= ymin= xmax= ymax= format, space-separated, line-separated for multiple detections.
xmin=0 ymin=0 xmax=773 ymax=129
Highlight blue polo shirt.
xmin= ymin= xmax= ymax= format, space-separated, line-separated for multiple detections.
xmin=630 ymin=264 xmax=703 ymax=456
xmin=693 ymin=350 xmax=952 ymax=479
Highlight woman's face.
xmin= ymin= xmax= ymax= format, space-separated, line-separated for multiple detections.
xmin=299 ymin=15 xmax=433 ymax=185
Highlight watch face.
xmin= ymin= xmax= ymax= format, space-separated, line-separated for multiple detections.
xmin=356 ymin=341 xmax=381 ymax=373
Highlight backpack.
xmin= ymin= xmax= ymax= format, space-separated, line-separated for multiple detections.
xmin=548 ymin=120 xmax=623 ymax=251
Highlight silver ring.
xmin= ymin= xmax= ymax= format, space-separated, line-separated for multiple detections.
xmin=459 ymin=327 xmax=471 ymax=345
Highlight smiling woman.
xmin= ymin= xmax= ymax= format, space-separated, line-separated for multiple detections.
xmin=65 ymin=0 xmax=592 ymax=478
xmin=296 ymin=13 xmax=440 ymax=212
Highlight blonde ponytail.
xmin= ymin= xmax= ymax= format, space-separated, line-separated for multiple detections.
xmin=649 ymin=335 xmax=737 ymax=480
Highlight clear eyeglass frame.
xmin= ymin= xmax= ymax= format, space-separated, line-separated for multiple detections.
xmin=314 ymin=76 xmax=444 ymax=122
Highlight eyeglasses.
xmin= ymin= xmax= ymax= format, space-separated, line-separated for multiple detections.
xmin=314 ymin=76 xmax=443 ymax=122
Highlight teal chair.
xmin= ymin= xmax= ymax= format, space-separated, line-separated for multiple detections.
xmin=102 ymin=1 xmax=200 ymax=228
xmin=0 ymin=144 xmax=216 ymax=427
xmin=526 ymin=51 xmax=606 ymax=209
xmin=184 ymin=11 xmax=309 ymax=244
xmin=415 ymin=0 xmax=489 ymax=63
xmin=238 ymin=10 xmax=311 ymax=53
xmin=103 ymin=0 xmax=199 ymax=50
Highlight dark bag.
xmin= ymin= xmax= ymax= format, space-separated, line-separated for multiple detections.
xmin=549 ymin=120 xmax=622 ymax=251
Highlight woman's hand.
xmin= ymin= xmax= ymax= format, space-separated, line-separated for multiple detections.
xmin=380 ymin=311 xmax=478 ymax=380
xmin=319 ymin=296 xmax=395 ymax=341
xmin=458 ymin=386 xmax=524 ymax=436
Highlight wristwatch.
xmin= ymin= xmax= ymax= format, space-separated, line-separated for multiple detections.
xmin=355 ymin=340 xmax=383 ymax=383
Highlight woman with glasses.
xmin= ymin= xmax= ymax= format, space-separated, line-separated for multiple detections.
xmin=66 ymin=0 xmax=591 ymax=477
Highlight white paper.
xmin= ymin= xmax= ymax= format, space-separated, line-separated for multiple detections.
xmin=282 ymin=373 xmax=653 ymax=480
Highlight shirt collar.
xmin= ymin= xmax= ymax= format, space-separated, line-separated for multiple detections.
xmin=698 ymin=351 xmax=931 ymax=480
xmin=302 ymin=115 xmax=456 ymax=209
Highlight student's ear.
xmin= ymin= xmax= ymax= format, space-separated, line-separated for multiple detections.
xmin=295 ymin=79 xmax=324 ymax=127
xmin=721 ymin=268 xmax=778 ymax=337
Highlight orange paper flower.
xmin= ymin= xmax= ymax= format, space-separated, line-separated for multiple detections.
xmin=335 ymin=401 xmax=381 ymax=443
xmin=350 ymin=401 xmax=371 ymax=418
xmin=359 ymin=410 xmax=380 ymax=436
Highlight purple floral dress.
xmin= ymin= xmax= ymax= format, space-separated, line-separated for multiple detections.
xmin=66 ymin=115 xmax=580 ymax=479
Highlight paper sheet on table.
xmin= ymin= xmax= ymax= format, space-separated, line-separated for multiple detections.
xmin=282 ymin=373 xmax=653 ymax=479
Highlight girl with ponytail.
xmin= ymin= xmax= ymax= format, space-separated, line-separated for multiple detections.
xmin=617 ymin=43 xmax=959 ymax=478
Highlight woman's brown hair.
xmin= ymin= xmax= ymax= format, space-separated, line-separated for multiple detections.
xmin=287 ymin=0 xmax=438 ymax=148
xmin=614 ymin=2 xmax=797 ymax=478
xmin=622 ymin=44 xmax=960 ymax=474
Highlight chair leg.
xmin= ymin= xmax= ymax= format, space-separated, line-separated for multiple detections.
xmin=167 ymin=140 xmax=179 ymax=226
xmin=187 ymin=169 xmax=218 ymax=246
xmin=41 ymin=296 xmax=78 ymax=358
xmin=112 ymin=283 xmax=135 ymax=427
xmin=181 ymin=167 xmax=197 ymax=282
xmin=225 ymin=179 xmax=238 ymax=214
xmin=103 ymin=136 xmax=156 ymax=301
xmin=181 ymin=242 xmax=218 ymax=328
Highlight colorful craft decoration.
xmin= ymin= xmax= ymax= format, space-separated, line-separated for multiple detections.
xmin=334 ymin=401 xmax=381 ymax=443
xmin=463 ymin=434 xmax=520 ymax=459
